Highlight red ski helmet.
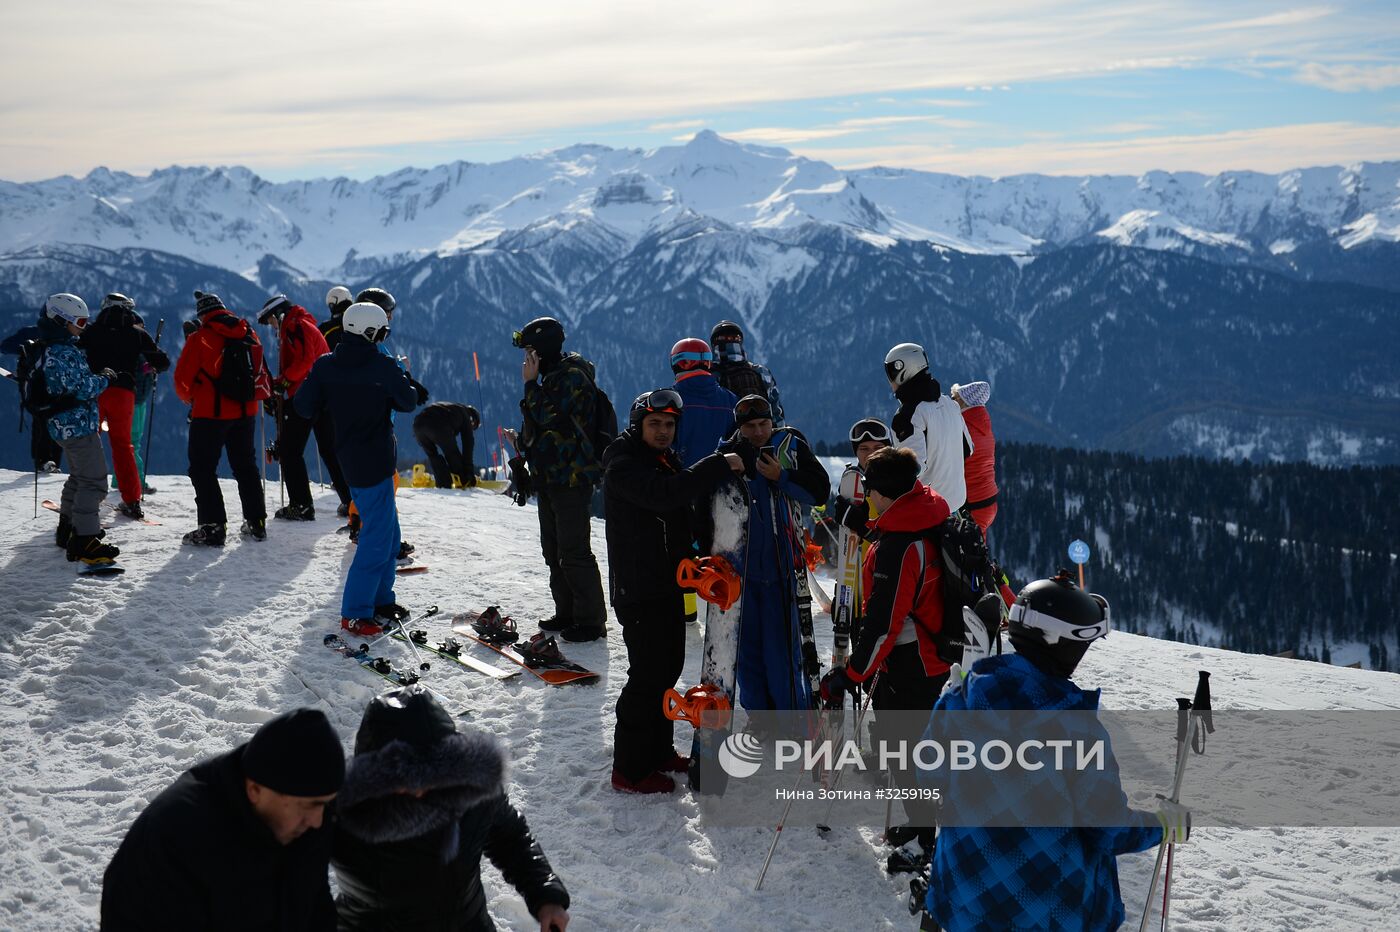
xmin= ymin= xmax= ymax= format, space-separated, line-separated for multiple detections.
xmin=669 ymin=337 xmax=713 ymax=373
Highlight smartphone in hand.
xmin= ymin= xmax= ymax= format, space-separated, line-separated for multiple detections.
xmin=759 ymin=445 xmax=776 ymax=460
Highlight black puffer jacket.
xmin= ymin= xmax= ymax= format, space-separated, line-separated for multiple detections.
xmin=101 ymin=746 xmax=337 ymax=931
xmin=332 ymin=687 xmax=569 ymax=931
xmin=601 ymin=428 xmax=733 ymax=607
xmin=80 ymin=306 xmax=169 ymax=391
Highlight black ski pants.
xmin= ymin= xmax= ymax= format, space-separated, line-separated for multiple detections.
xmin=312 ymin=411 xmax=351 ymax=505
xmin=278 ymin=405 xmax=316 ymax=508
xmin=535 ymin=483 xmax=606 ymax=629
xmin=414 ymin=422 xmax=474 ymax=488
xmin=871 ymin=643 xmax=948 ymax=845
xmin=613 ymin=591 xmax=687 ymax=781
xmin=187 ymin=416 xmax=265 ymax=526
xmin=31 ymin=416 xmax=63 ymax=469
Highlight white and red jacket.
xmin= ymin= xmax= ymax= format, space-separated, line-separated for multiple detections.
xmin=847 ymin=481 xmax=952 ymax=683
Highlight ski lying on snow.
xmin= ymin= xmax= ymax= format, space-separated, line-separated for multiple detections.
xmin=390 ymin=630 xmax=521 ymax=679
xmin=324 ymin=633 xmax=424 ymax=688
xmin=451 ymin=611 xmax=600 ymax=685
xmin=396 ymin=564 xmax=429 ymax=575
xmin=102 ymin=502 xmax=161 ymax=525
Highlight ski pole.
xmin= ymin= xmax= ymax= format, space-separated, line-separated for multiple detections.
xmin=1137 ymin=671 xmax=1213 ymax=932
xmin=816 ymin=672 xmax=879 ymax=833
xmin=258 ymin=407 xmax=267 ymax=494
xmin=141 ymin=319 xmax=165 ymax=478
xmin=472 ymin=350 xmax=485 ymax=426
xmin=755 ymin=761 xmax=810 ymax=891
xmin=276 ymin=392 xmax=285 ymax=509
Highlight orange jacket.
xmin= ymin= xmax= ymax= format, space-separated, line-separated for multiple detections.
xmin=961 ymin=405 xmax=998 ymax=507
xmin=174 ymin=311 xmax=272 ymax=419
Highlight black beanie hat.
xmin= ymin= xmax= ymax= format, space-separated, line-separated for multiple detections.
xmin=194 ymin=290 xmax=226 ymax=315
xmin=862 ymin=446 xmax=920 ymax=500
xmin=242 ymin=708 xmax=345 ymax=797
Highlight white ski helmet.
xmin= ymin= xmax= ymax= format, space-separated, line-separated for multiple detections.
xmin=342 ymin=301 xmax=389 ymax=342
xmin=884 ymin=343 xmax=927 ymax=387
xmin=326 ymin=285 xmax=353 ymax=313
xmin=45 ymin=293 xmax=90 ymax=325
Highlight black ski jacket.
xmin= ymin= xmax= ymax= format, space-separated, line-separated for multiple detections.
xmin=101 ymin=746 xmax=337 ymax=931
xmin=80 ymin=306 xmax=169 ymax=391
xmin=602 ymin=428 xmax=733 ymax=607
xmin=332 ymin=690 xmax=569 ymax=931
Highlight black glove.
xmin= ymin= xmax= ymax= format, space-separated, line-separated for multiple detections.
xmin=834 ymin=496 xmax=868 ymax=535
xmin=410 ymin=378 xmax=430 ymax=406
xmin=112 ymin=371 xmax=136 ymax=391
xmin=262 ymin=396 xmax=281 ymax=417
xmin=96 ymin=367 xmax=119 ymax=382
xmin=507 ymin=455 xmax=533 ymax=506
xmin=819 ymin=666 xmax=859 ymax=707
xmin=264 ymin=440 xmax=279 ymax=464
xmin=182 ymin=319 xmax=201 ymax=338
xmin=146 ymin=349 xmax=171 ymax=373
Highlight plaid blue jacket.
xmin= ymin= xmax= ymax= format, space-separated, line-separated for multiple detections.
xmin=921 ymin=653 xmax=1162 ymax=931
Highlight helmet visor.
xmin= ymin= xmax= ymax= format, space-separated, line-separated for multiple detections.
xmin=1008 ymin=594 xmax=1112 ymax=645
xmin=637 ymin=388 xmax=683 ymax=417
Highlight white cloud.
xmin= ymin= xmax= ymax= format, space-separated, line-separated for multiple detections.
xmin=647 ymin=119 xmax=706 ymax=131
xmin=803 ymin=122 xmax=1400 ymax=176
xmin=0 ymin=0 xmax=1392 ymax=179
xmin=1194 ymin=6 xmax=1336 ymax=31
xmin=1294 ymin=62 xmax=1400 ymax=92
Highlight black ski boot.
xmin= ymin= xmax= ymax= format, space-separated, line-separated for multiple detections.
xmin=538 ymin=615 xmax=570 ymax=632
xmin=273 ymin=504 xmax=315 ymax=521
xmin=336 ymin=501 xmax=351 ymax=518
xmin=240 ymin=518 xmax=268 ymax=541
xmin=115 ymin=500 xmax=144 ymax=520
xmin=68 ymin=533 xmax=120 ymax=565
xmin=397 ymin=540 xmax=415 ymax=562
xmin=471 ymin=607 xmax=519 ymax=645
xmin=374 ymin=603 xmax=410 ymax=625
xmin=54 ymin=513 xmax=73 ymax=549
xmin=183 ymin=523 xmax=227 ymax=547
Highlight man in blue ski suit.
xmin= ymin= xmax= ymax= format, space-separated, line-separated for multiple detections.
xmin=918 ymin=572 xmax=1189 ymax=932
xmin=716 ymin=394 xmax=829 ymax=711
xmin=294 ymin=302 xmax=418 ymax=634
xmin=668 ymin=337 xmax=736 ymax=468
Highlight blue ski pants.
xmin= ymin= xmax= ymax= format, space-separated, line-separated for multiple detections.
xmin=342 ymin=477 xmax=400 ymax=619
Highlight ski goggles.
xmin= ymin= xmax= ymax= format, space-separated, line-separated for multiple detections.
xmin=849 ymin=418 xmax=892 ymax=445
xmin=635 ymin=388 xmax=683 ymax=417
xmin=734 ymin=395 xmax=773 ymax=421
xmin=670 ymin=349 xmax=713 ymax=366
xmin=1008 ymin=593 xmax=1112 ymax=644
xmin=511 ymin=330 xmax=526 ymax=348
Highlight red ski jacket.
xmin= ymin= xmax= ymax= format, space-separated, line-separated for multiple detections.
xmin=174 ymin=311 xmax=272 ymax=419
xmin=276 ymin=304 xmax=329 ymax=397
xmin=961 ymin=405 xmax=997 ymax=509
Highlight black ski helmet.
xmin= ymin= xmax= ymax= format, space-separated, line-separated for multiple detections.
xmin=1007 ymin=570 xmax=1111 ymax=676
xmin=513 ymin=316 xmax=565 ymax=356
xmin=711 ymin=320 xmax=746 ymax=363
xmin=356 ymin=287 xmax=397 ymax=315
xmin=628 ymin=388 xmax=683 ymax=430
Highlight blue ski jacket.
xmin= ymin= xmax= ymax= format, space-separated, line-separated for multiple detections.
xmin=920 ymin=652 xmax=1163 ymax=932
xmin=38 ymin=316 xmax=109 ymax=441
xmin=672 ymin=370 xmax=737 ymax=468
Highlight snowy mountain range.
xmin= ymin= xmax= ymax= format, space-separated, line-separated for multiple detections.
xmin=1 ymin=131 xmax=1398 ymax=468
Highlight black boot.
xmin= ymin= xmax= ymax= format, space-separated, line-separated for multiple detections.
xmin=68 ymin=532 xmax=119 ymax=564
xmin=183 ymin=523 xmax=227 ymax=547
xmin=54 ymin=514 xmax=73 ymax=549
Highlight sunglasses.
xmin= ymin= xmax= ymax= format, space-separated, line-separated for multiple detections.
xmin=637 ymin=388 xmax=683 ymax=416
xmin=734 ymin=396 xmax=772 ymax=419
xmin=849 ymin=418 xmax=891 ymax=445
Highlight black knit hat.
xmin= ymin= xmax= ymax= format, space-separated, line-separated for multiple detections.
xmin=862 ymin=446 xmax=920 ymax=500
xmin=242 ymin=708 xmax=345 ymax=797
xmin=193 ymin=291 xmax=226 ymax=315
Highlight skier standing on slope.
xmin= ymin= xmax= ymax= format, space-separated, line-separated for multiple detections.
xmin=413 ymin=401 xmax=480 ymax=488
xmin=951 ymin=380 xmax=999 ymax=533
xmin=257 ymin=294 xmax=330 ymax=521
xmin=294 ymin=301 xmax=418 ymax=636
xmin=173 ymin=291 xmax=273 ymax=546
xmin=602 ymin=389 xmax=744 ymax=794
xmin=709 ymin=320 xmax=784 ymax=425
xmin=506 ymin=316 xmax=610 ymax=643
xmin=820 ymin=447 xmax=951 ymax=861
xmin=332 ymin=686 xmax=571 ymax=931
xmin=668 ymin=337 xmax=736 ymax=467
xmin=2 ymin=316 xmax=66 ymax=470
xmin=718 ymin=393 xmax=829 ymax=711
xmin=101 ymin=708 xmax=345 ymax=931
xmin=79 ymin=293 xmax=169 ymax=521
xmin=36 ymin=294 xmax=119 ymax=566
xmin=315 ymin=285 xmax=355 ymax=515
xmin=919 ymin=571 xmax=1188 ymax=932
xmin=884 ymin=342 xmax=973 ymax=511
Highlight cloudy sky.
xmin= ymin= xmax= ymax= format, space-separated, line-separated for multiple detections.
xmin=2 ymin=0 xmax=1397 ymax=181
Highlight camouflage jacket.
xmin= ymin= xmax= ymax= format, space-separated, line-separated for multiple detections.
xmin=519 ymin=353 xmax=603 ymax=488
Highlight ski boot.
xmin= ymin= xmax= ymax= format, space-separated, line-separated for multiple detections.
xmin=561 ymin=622 xmax=606 ymax=643
xmin=396 ymin=540 xmax=415 ymax=563
xmin=273 ymin=504 xmax=315 ymax=521
xmin=115 ymin=500 xmax=145 ymax=521
xmin=142 ymin=483 xmax=157 ymax=495
xmin=374 ymin=603 xmax=410 ymax=625
xmin=884 ymin=823 xmax=921 ymax=848
xmin=240 ymin=518 xmax=268 ymax=541
xmin=342 ymin=617 xmax=385 ymax=637
xmin=659 ymin=751 xmax=691 ymax=774
xmin=67 ymin=533 xmax=120 ymax=565
xmin=471 ymin=607 xmax=519 ymax=645
xmin=537 ymin=614 xmax=570 ymax=632
xmin=518 ymin=632 xmax=565 ymax=668
xmin=610 ymin=768 xmax=676 ymax=795
xmin=336 ymin=501 xmax=351 ymax=518
xmin=183 ymin=523 xmax=227 ymax=547
xmin=886 ymin=845 xmax=931 ymax=876
xmin=54 ymin=513 xmax=73 ymax=549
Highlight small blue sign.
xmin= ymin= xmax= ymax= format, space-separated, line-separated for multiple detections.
xmin=1068 ymin=539 xmax=1091 ymax=565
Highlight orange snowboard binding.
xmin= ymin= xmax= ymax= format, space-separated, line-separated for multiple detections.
xmin=662 ymin=683 xmax=733 ymax=728
xmin=675 ymin=555 xmax=742 ymax=612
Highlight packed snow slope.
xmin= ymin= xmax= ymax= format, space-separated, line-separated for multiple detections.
xmin=2 ymin=470 xmax=1398 ymax=930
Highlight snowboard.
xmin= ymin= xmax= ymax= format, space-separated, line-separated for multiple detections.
xmin=688 ymin=473 xmax=751 ymax=796
xmin=78 ymin=562 xmax=125 ymax=577
xmin=396 ymin=564 xmax=429 ymax=575
xmin=451 ymin=611 xmax=599 ymax=685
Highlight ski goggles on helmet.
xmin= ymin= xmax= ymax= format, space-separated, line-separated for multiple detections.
xmin=511 ymin=330 xmax=526 ymax=348
xmin=670 ymin=349 xmax=713 ymax=366
xmin=635 ymin=388 xmax=683 ymax=417
xmin=1008 ymin=593 xmax=1112 ymax=644
xmin=734 ymin=395 xmax=772 ymax=421
xmin=849 ymin=418 xmax=892 ymax=446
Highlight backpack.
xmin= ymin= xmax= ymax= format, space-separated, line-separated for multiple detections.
xmin=565 ymin=358 xmax=617 ymax=467
xmin=913 ymin=512 xmax=1007 ymax=667
xmin=15 ymin=341 xmax=79 ymax=421
xmin=203 ymin=313 xmax=261 ymax=412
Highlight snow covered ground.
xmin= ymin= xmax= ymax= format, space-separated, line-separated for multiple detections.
xmin=2 ymin=468 xmax=1398 ymax=930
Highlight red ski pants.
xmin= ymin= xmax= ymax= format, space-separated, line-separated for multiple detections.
xmin=99 ymin=386 xmax=141 ymax=504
